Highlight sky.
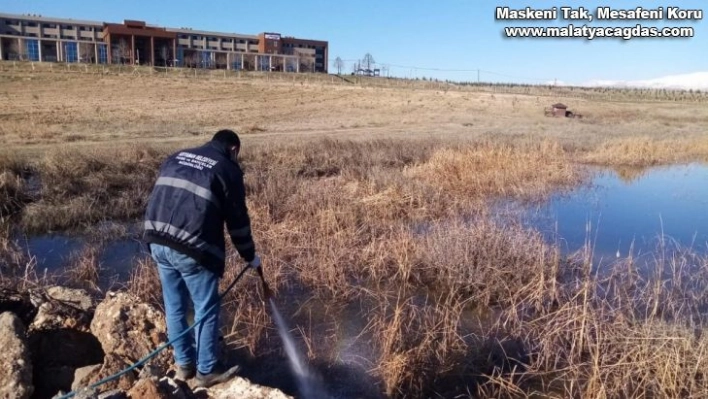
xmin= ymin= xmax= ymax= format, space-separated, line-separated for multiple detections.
xmin=1 ymin=0 xmax=706 ymax=85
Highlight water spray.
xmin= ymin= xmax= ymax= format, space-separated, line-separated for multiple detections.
xmin=255 ymin=264 xmax=325 ymax=399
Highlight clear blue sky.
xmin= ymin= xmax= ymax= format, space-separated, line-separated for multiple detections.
xmin=1 ymin=0 xmax=705 ymax=84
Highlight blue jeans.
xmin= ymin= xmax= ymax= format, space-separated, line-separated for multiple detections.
xmin=149 ymin=243 xmax=221 ymax=375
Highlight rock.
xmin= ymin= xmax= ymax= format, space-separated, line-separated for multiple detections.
xmin=70 ymin=387 xmax=100 ymax=399
xmin=98 ymin=390 xmax=129 ymax=399
xmin=137 ymin=364 xmax=165 ymax=381
xmin=31 ymin=286 xmax=95 ymax=332
xmin=65 ymin=387 xmax=128 ymax=399
xmin=157 ymin=377 xmax=191 ymax=399
xmin=207 ymin=377 xmax=294 ymax=399
xmin=72 ymin=364 xmax=103 ymax=391
xmin=0 ymin=288 xmax=37 ymax=326
xmin=72 ymin=354 xmax=138 ymax=393
xmin=127 ymin=378 xmax=168 ymax=399
xmin=90 ymin=291 xmax=171 ymax=373
xmin=0 ymin=312 xmax=33 ymax=399
xmin=45 ymin=286 xmax=95 ymax=311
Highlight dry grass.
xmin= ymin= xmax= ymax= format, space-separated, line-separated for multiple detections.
xmin=3 ymin=66 xmax=708 ymax=398
xmin=64 ymin=244 xmax=103 ymax=291
xmin=582 ymin=136 xmax=708 ymax=166
xmin=1 ymin=64 xmax=707 ymax=152
xmin=14 ymin=145 xmax=169 ymax=233
xmin=126 ymin=258 xmax=163 ymax=310
xmin=480 ymin=245 xmax=708 ymax=398
xmin=407 ymin=139 xmax=578 ymax=200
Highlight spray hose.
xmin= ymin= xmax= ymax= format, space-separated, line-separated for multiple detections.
xmin=58 ymin=263 xmax=270 ymax=399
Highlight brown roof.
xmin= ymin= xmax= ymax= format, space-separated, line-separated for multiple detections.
xmin=552 ymin=103 xmax=568 ymax=109
xmin=103 ymin=22 xmax=176 ymax=39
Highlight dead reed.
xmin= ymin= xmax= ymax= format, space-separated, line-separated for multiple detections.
xmin=64 ymin=244 xmax=103 ymax=291
xmin=126 ymin=257 xmax=163 ymax=311
xmin=6 ymin=135 xmax=708 ymax=397
xmin=16 ymin=144 xmax=170 ymax=233
xmin=582 ymin=136 xmax=708 ymax=166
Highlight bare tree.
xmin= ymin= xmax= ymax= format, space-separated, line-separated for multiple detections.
xmin=300 ymin=57 xmax=314 ymax=73
xmin=333 ymin=56 xmax=344 ymax=74
xmin=185 ymin=51 xmax=199 ymax=68
xmin=362 ymin=53 xmax=375 ymax=74
xmin=215 ymin=52 xmax=227 ymax=69
xmin=8 ymin=39 xmax=26 ymax=60
xmin=294 ymin=49 xmax=314 ymax=73
xmin=79 ymin=42 xmax=94 ymax=63
xmin=115 ymin=38 xmax=131 ymax=64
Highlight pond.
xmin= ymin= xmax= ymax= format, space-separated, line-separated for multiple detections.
xmin=501 ymin=163 xmax=708 ymax=270
xmin=12 ymin=222 xmax=150 ymax=283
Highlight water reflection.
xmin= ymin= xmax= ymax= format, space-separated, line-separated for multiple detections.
xmin=508 ymin=163 xmax=708 ymax=269
xmin=14 ymin=226 xmax=149 ymax=281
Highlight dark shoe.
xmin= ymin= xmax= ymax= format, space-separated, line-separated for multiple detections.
xmin=176 ymin=363 xmax=196 ymax=380
xmin=195 ymin=364 xmax=241 ymax=388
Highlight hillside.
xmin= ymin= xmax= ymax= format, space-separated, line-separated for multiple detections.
xmin=0 ymin=61 xmax=706 ymax=153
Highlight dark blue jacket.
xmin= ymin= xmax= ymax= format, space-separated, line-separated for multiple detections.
xmin=143 ymin=140 xmax=255 ymax=277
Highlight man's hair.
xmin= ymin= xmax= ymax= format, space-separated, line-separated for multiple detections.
xmin=212 ymin=129 xmax=240 ymax=148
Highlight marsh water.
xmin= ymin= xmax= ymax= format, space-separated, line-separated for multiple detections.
xmin=18 ymin=163 xmax=708 ymax=279
xmin=10 ymin=163 xmax=708 ymax=397
xmin=13 ymin=221 xmax=149 ymax=284
xmin=498 ymin=163 xmax=708 ymax=270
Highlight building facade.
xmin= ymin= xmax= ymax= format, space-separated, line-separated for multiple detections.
xmin=0 ymin=12 xmax=328 ymax=73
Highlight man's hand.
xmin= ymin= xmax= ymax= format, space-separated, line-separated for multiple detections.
xmin=248 ymin=254 xmax=261 ymax=269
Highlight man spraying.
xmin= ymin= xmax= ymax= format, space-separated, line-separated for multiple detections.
xmin=143 ymin=129 xmax=261 ymax=388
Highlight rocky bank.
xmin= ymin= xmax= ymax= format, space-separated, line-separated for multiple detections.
xmin=0 ymin=287 xmax=292 ymax=399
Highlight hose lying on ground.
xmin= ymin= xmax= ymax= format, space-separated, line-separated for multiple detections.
xmin=57 ymin=263 xmax=257 ymax=399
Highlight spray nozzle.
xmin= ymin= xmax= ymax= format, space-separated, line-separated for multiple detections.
xmin=255 ymin=265 xmax=274 ymax=300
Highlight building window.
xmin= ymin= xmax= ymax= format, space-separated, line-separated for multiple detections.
xmin=27 ymin=22 xmax=38 ymax=27
xmin=64 ymin=42 xmax=78 ymax=63
xmin=44 ymin=23 xmax=57 ymax=29
xmin=98 ymin=43 xmax=108 ymax=64
xmin=25 ymin=39 xmax=40 ymax=61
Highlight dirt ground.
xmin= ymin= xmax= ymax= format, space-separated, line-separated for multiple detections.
xmin=1 ymin=62 xmax=706 ymax=155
